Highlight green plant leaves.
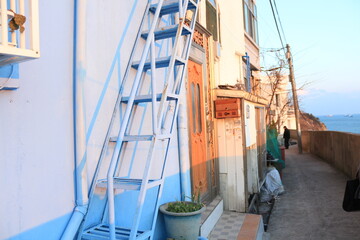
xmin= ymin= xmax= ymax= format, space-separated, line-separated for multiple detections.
xmin=166 ymin=201 xmax=204 ymax=213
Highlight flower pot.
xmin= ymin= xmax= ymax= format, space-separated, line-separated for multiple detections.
xmin=160 ymin=202 xmax=206 ymax=240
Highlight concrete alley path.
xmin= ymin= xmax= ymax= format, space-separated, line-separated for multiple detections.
xmin=267 ymin=145 xmax=360 ymax=240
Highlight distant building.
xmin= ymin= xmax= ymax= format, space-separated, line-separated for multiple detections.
xmin=259 ymin=73 xmax=296 ymax=132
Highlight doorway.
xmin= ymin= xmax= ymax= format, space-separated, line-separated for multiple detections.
xmin=187 ymin=59 xmax=208 ymax=199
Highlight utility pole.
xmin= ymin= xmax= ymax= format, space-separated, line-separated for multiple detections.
xmin=286 ymin=44 xmax=302 ymax=154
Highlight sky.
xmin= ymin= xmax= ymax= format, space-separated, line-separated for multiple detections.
xmin=257 ymin=0 xmax=360 ymax=116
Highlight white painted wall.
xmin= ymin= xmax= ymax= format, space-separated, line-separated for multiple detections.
xmin=217 ymin=117 xmax=246 ymax=212
xmin=0 ymin=1 xmax=184 ymax=239
xmin=217 ymin=0 xmax=246 ymax=87
xmin=245 ymin=101 xmax=257 ymax=147
xmin=197 ymin=0 xmax=246 ymax=87
xmin=0 ymin=1 xmax=75 ymax=239
xmin=244 ymin=101 xmax=260 ymax=194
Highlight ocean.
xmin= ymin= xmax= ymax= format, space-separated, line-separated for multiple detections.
xmin=318 ymin=114 xmax=360 ymax=134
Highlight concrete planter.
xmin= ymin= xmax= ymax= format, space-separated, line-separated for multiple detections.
xmin=160 ymin=202 xmax=206 ymax=240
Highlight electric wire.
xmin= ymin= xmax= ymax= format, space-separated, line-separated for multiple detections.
xmin=268 ymin=0 xmax=286 ymax=57
xmin=273 ymin=0 xmax=287 ymax=44
xmin=269 ymin=0 xmax=284 ymax=47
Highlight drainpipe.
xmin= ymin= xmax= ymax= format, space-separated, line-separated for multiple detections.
xmin=177 ymin=96 xmax=192 ymax=200
xmin=61 ymin=0 xmax=89 ymax=239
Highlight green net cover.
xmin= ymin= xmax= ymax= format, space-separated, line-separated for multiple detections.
xmin=266 ymin=127 xmax=285 ymax=169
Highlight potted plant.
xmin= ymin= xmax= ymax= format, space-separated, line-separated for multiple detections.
xmin=159 ymin=195 xmax=206 ymax=240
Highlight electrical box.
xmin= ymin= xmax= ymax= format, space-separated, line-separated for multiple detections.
xmin=214 ymin=98 xmax=241 ymax=119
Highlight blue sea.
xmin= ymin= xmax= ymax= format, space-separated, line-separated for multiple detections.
xmin=318 ymin=114 xmax=360 ymax=134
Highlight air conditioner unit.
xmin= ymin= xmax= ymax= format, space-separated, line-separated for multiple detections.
xmin=0 ymin=0 xmax=40 ymax=66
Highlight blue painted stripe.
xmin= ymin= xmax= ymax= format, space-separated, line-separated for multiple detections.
xmin=117 ymin=53 xmax=121 ymax=88
xmin=86 ymin=0 xmax=139 ymax=141
xmin=0 ymin=64 xmax=19 ymax=78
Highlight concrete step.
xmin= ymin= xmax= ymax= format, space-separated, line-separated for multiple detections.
xmin=237 ymin=214 xmax=265 ymax=240
xmin=200 ymin=196 xmax=223 ymax=238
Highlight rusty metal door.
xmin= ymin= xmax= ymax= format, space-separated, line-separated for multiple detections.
xmin=187 ymin=59 xmax=208 ymax=196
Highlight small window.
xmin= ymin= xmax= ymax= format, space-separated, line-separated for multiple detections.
xmin=206 ymin=0 xmax=219 ymax=42
xmin=207 ymin=0 xmax=216 ymax=6
xmin=242 ymin=54 xmax=251 ymax=92
xmin=243 ymin=0 xmax=258 ymax=44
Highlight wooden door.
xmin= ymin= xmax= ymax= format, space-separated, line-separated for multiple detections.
xmin=187 ymin=60 xmax=208 ymax=196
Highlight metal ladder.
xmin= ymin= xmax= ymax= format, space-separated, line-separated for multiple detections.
xmin=81 ymin=0 xmax=199 ymax=239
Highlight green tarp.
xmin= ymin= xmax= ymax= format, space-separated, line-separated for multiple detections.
xmin=266 ymin=127 xmax=285 ymax=169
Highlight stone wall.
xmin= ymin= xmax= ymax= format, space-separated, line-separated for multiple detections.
xmin=290 ymin=130 xmax=360 ymax=178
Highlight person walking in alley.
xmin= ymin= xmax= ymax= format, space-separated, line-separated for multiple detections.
xmin=283 ymin=126 xmax=290 ymax=149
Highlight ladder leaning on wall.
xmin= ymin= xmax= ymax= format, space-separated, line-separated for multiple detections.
xmin=80 ymin=0 xmax=199 ymax=239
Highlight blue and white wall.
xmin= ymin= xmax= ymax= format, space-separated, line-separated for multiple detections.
xmin=0 ymin=1 xmax=75 ymax=239
xmin=0 ymin=1 xmax=186 ymax=239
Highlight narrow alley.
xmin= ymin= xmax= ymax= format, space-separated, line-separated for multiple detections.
xmin=267 ymin=145 xmax=360 ymax=240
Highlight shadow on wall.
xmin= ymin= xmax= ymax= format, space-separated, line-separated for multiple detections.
xmin=6 ymin=213 xmax=72 ymax=240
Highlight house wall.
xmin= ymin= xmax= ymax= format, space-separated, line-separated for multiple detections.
xmin=1 ymin=1 xmax=184 ymax=239
xmin=215 ymin=99 xmax=264 ymax=212
xmin=217 ymin=116 xmax=246 ymax=212
xmin=244 ymin=101 xmax=260 ymax=194
xmin=209 ymin=0 xmax=267 ymax=213
xmin=209 ymin=0 xmax=248 ymax=213
xmin=217 ymin=0 xmax=246 ymax=87
xmin=197 ymin=0 xmax=246 ymax=87
xmin=0 ymin=2 xmax=75 ymax=239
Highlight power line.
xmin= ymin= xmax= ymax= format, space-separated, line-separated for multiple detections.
xmin=269 ymin=0 xmax=286 ymax=55
xmin=273 ymin=0 xmax=287 ymax=44
xmin=260 ymin=47 xmax=285 ymax=52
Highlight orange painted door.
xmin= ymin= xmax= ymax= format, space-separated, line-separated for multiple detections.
xmin=187 ymin=60 xmax=208 ymax=196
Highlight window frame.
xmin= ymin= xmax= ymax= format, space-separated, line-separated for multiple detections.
xmin=243 ymin=0 xmax=258 ymax=44
xmin=206 ymin=0 xmax=221 ymax=43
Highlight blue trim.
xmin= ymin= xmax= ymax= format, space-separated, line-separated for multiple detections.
xmin=0 ymin=64 xmax=19 ymax=78
xmin=242 ymin=53 xmax=251 ymax=92
xmin=85 ymin=0 xmax=139 ymax=142
xmin=72 ymin=0 xmax=79 ymax=200
xmin=117 ymin=53 xmax=121 ymax=88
